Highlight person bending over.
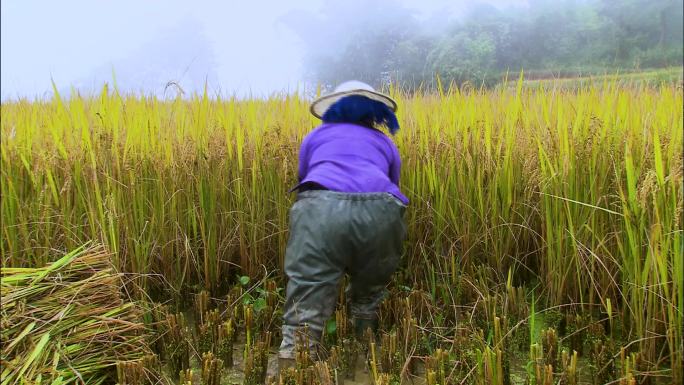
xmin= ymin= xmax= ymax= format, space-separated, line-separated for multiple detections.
xmin=279 ymin=80 xmax=408 ymax=370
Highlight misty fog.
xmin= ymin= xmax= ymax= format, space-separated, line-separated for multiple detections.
xmin=1 ymin=0 xmax=681 ymax=99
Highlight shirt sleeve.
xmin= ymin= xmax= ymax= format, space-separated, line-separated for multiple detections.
xmin=388 ymin=139 xmax=401 ymax=185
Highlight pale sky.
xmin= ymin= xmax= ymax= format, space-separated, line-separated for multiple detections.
xmin=1 ymin=0 xmax=526 ymax=100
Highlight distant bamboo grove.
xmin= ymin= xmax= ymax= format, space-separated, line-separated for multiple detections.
xmin=1 ymin=80 xmax=682 ymax=381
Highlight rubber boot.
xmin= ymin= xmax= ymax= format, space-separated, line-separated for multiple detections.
xmin=278 ymin=357 xmax=296 ymax=374
xmin=354 ymin=318 xmax=379 ymax=342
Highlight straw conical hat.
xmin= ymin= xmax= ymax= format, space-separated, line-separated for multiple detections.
xmin=310 ymin=80 xmax=397 ymax=119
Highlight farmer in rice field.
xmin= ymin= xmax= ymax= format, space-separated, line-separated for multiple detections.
xmin=278 ymin=80 xmax=408 ymax=370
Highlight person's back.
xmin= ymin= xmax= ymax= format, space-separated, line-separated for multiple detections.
xmin=278 ymin=81 xmax=408 ymax=373
xmin=294 ymin=122 xmax=408 ymax=205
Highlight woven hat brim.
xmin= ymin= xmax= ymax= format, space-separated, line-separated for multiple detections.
xmin=310 ymin=89 xmax=398 ymax=119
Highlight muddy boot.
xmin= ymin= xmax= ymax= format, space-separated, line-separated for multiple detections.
xmin=278 ymin=357 xmax=296 ymax=374
xmin=354 ymin=318 xmax=378 ymax=342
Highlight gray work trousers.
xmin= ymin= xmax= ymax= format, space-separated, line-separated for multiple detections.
xmin=279 ymin=190 xmax=407 ymax=358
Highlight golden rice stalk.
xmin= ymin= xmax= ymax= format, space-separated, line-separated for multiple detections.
xmin=0 ymin=243 xmax=154 ymax=385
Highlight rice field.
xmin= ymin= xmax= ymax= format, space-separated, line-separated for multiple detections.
xmin=517 ymin=67 xmax=683 ymax=89
xmin=1 ymin=79 xmax=682 ymax=384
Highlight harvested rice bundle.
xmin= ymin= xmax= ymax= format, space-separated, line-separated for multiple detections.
xmin=1 ymin=243 xmax=154 ymax=385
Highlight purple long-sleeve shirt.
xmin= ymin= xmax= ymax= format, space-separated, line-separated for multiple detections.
xmin=292 ymin=123 xmax=409 ymax=205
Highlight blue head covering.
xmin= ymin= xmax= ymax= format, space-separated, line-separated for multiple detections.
xmin=321 ymin=95 xmax=400 ymax=135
